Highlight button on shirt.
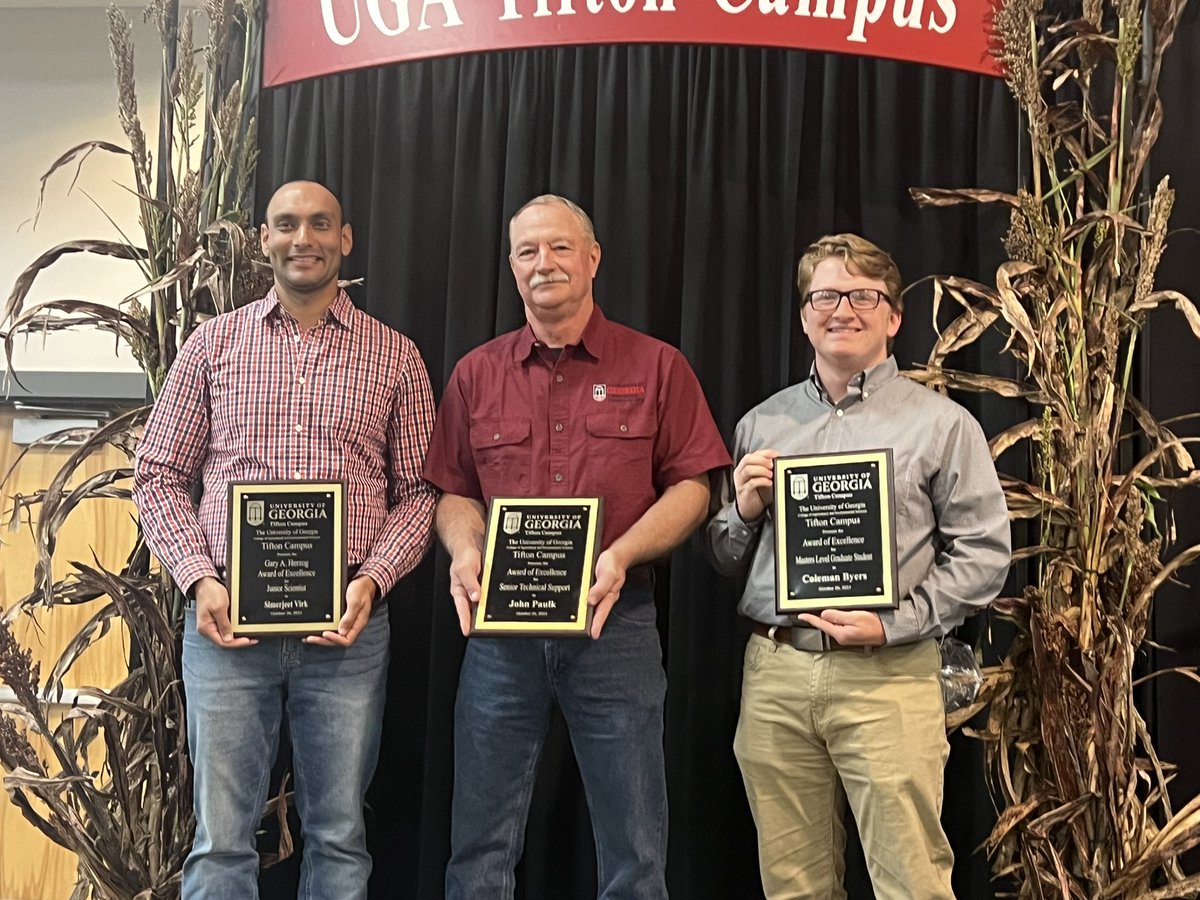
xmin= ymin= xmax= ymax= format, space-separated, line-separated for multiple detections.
xmin=134 ymin=289 xmax=438 ymax=596
xmin=705 ymin=357 xmax=1010 ymax=645
xmin=423 ymin=306 xmax=731 ymax=550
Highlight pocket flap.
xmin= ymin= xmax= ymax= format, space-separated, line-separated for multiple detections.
xmin=585 ymin=413 xmax=655 ymax=439
xmin=470 ymin=417 xmax=531 ymax=450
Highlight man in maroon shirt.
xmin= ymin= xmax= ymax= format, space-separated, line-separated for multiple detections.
xmin=135 ymin=181 xmax=436 ymax=899
xmin=423 ymin=194 xmax=730 ymax=898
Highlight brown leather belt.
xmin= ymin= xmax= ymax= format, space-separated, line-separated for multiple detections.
xmin=750 ymin=621 xmax=872 ymax=654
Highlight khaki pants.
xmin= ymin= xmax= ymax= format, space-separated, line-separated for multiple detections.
xmin=734 ymin=634 xmax=954 ymax=900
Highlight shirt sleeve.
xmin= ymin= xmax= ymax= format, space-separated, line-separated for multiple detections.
xmin=357 ymin=339 xmax=439 ymax=595
xmin=878 ymin=409 xmax=1012 ymax=644
xmin=651 ymin=350 xmax=732 ymax=491
xmin=704 ymin=412 xmax=764 ymax=577
xmin=133 ymin=327 xmax=220 ymax=595
xmin=421 ymin=360 xmax=483 ymax=500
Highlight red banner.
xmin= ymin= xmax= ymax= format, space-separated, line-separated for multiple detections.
xmin=262 ymin=0 xmax=1002 ymax=89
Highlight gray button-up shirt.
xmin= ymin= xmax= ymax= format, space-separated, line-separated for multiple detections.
xmin=706 ymin=357 xmax=1011 ymax=645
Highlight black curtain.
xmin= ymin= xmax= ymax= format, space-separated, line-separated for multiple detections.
xmin=251 ymin=36 xmax=1198 ymax=899
xmin=1147 ymin=0 xmax=1200 ymax=876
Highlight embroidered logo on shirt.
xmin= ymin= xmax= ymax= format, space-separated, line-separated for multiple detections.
xmin=602 ymin=384 xmax=646 ymax=402
xmin=593 ymin=384 xmax=607 ymax=401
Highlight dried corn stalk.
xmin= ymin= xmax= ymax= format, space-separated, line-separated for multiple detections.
xmin=912 ymin=0 xmax=1200 ymax=894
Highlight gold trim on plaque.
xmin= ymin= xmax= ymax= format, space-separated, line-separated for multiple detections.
xmin=228 ymin=480 xmax=346 ymax=636
xmin=773 ymin=450 xmax=898 ymax=613
xmin=474 ymin=497 xmax=602 ymax=636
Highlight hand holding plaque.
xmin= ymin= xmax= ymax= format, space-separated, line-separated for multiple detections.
xmin=474 ymin=498 xmax=602 ymax=636
xmin=228 ymin=481 xmax=347 ymax=636
xmin=773 ymin=450 xmax=899 ymax=614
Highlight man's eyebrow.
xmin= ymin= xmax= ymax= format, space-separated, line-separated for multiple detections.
xmin=271 ymin=212 xmax=336 ymax=224
xmin=516 ymin=236 xmax=573 ymax=246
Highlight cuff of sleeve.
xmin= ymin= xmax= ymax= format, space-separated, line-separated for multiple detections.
xmin=356 ymin=559 xmax=396 ymax=597
xmin=728 ymin=502 xmax=762 ymax=537
xmin=709 ymin=503 xmax=761 ymax=565
xmin=876 ymin=600 xmax=918 ymax=646
xmin=174 ymin=556 xmax=221 ymax=597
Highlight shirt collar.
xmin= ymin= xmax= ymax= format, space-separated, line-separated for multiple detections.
xmin=511 ymin=304 xmax=609 ymax=364
xmin=807 ymin=356 xmax=899 ymax=405
xmin=257 ymin=287 xmax=355 ymax=330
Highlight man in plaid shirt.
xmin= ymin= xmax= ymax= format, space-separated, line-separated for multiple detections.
xmin=134 ymin=180 xmax=436 ymax=900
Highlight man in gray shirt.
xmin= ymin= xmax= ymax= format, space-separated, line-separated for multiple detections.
xmin=706 ymin=233 xmax=1010 ymax=899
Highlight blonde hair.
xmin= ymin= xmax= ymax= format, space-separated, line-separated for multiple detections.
xmin=796 ymin=233 xmax=903 ymax=314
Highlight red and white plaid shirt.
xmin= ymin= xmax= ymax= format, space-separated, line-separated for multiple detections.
xmin=134 ymin=289 xmax=436 ymax=596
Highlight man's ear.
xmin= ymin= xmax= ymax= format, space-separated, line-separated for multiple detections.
xmin=341 ymin=222 xmax=353 ymax=256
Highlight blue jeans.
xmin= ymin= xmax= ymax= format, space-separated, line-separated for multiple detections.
xmin=181 ymin=604 xmax=389 ymax=900
xmin=445 ymin=584 xmax=669 ymax=900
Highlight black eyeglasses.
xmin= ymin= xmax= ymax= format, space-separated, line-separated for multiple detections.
xmin=804 ymin=288 xmax=890 ymax=311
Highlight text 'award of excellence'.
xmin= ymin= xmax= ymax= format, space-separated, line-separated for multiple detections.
xmin=773 ymin=450 xmax=899 ymax=615
xmin=475 ymin=497 xmax=602 ymax=636
xmin=228 ymin=481 xmax=346 ymax=636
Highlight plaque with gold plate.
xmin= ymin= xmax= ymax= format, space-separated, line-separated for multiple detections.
xmin=773 ymin=450 xmax=899 ymax=614
xmin=474 ymin=497 xmax=602 ymax=636
xmin=227 ymin=481 xmax=346 ymax=636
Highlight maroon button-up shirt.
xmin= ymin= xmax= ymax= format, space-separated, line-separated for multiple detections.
xmin=423 ymin=306 xmax=730 ymax=550
xmin=134 ymin=289 xmax=437 ymax=596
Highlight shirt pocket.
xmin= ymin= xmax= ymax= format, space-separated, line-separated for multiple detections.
xmin=584 ymin=412 xmax=655 ymax=496
xmin=470 ymin=417 xmax=532 ymax=495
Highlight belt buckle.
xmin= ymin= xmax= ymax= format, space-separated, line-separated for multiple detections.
xmin=823 ymin=631 xmax=874 ymax=655
xmin=802 ymin=625 xmax=871 ymax=655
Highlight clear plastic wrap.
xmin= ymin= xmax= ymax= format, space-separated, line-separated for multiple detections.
xmin=939 ymin=636 xmax=982 ymax=714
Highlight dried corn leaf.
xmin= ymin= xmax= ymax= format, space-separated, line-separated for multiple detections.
xmin=991 ymin=419 xmax=1045 ymax=457
xmin=1103 ymin=793 xmax=1200 ymax=896
xmin=1126 ymin=395 xmax=1193 ymax=471
xmin=1129 ymin=872 xmax=1200 ymax=899
xmin=1133 ymin=543 xmax=1200 ymax=618
xmin=1130 ymin=290 xmax=1200 ymax=341
xmin=910 ymin=186 xmax=1022 ymax=207
xmin=905 ymin=365 xmax=1044 ymax=400
xmin=3 ymin=240 xmax=148 ymax=333
xmin=930 ymin=305 xmax=1000 ymax=364
xmin=20 ymin=140 xmax=132 ymax=232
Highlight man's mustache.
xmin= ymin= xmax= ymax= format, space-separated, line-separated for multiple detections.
xmin=530 ymin=273 xmax=570 ymax=288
